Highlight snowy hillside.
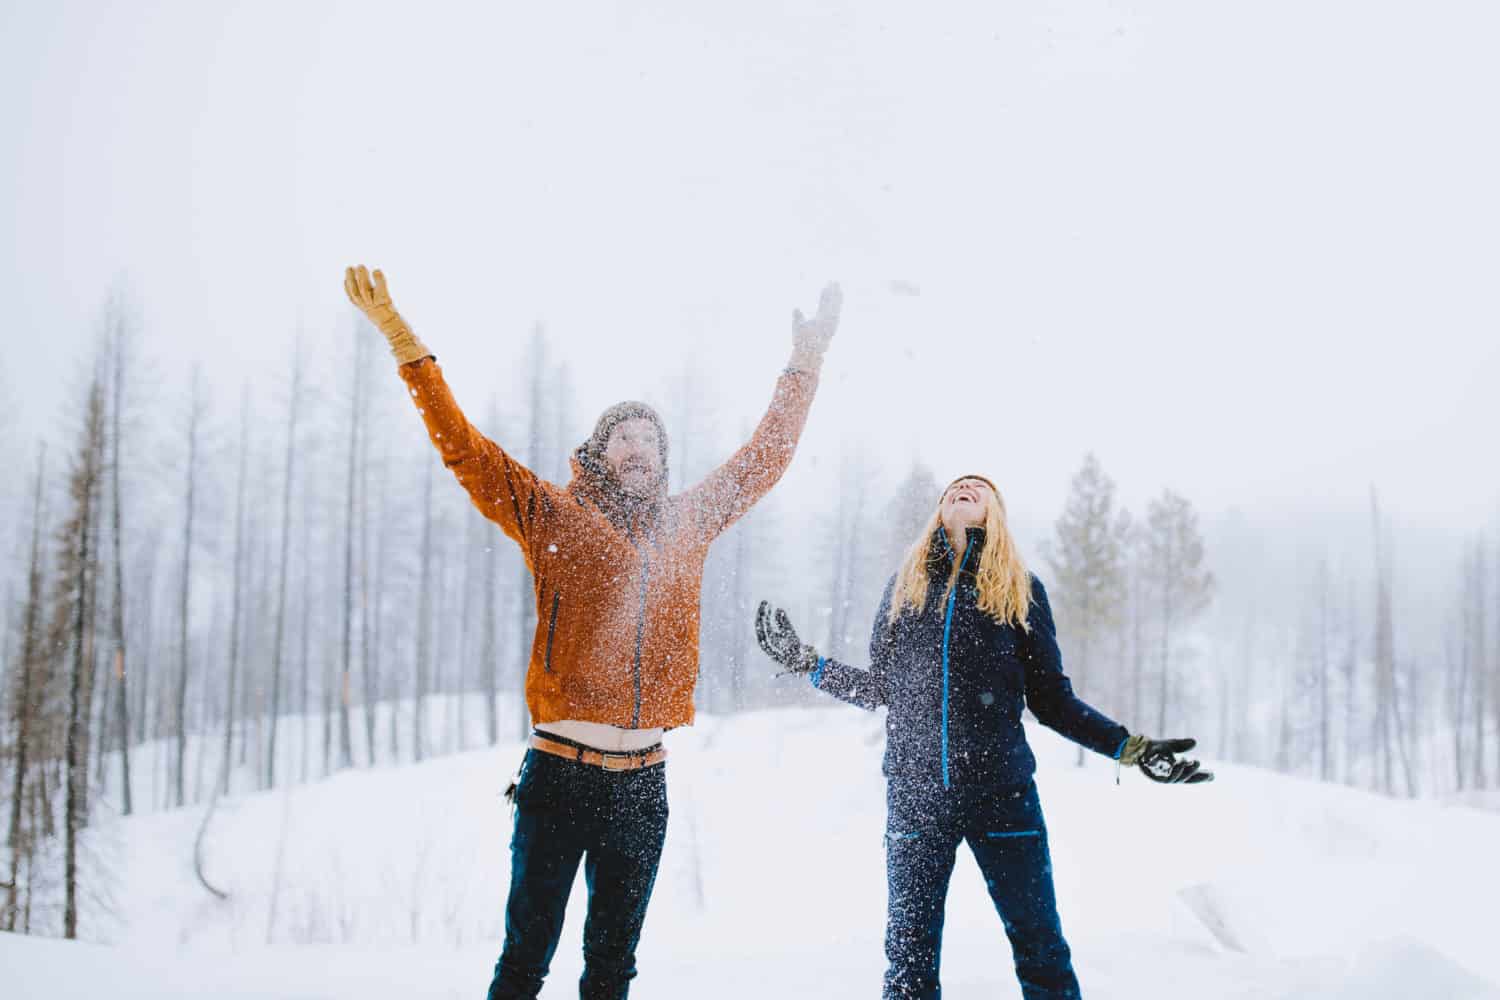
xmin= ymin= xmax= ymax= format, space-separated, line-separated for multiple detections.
xmin=5 ymin=705 xmax=1500 ymax=999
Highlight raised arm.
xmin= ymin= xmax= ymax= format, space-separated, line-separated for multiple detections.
xmin=683 ymin=283 xmax=842 ymax=536
xmin=1028 ymin=574 xmax=1215 ymax=784
xmin=345 ymin=265 xmax=550 ymax=552
xmin=1021 ymin=575 xmax=1130 ymax=757
xmin=756 ymin=577 xmax=896 ymax=711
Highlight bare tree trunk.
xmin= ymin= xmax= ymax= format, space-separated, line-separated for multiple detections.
xmin=1488 ymin=542 xmax=1500 ymax=785
xmin=1217 ymin=645 xmax=1232 ymax=762
xmin=1472 ymin=540 xmax=1488 ymax=786
xmin=826 ymin=499 xmax=848 ymax=660
xmin=1318 ymin=560 xmax=1332 ymax=782
xmin=729 ymin=515 xmax=752 ymax=714
xmin=1276 ymin=641 xmax=1296 ymax=773
xmin=1157 ymin=577 xmax=1173 ymax=736
xmin=65 ymin=380 xmax=106 ymax=939
xmin=456 ymin=509 xmax=481 ymax=752
xmin=266 ymin=348 xmax=304 ymax=788
xmin=222 ymin=388 xmax=250 ymax=798
xmin=107 ymin=324 xmax=133 ymax=816
xmin=1370 ymin=488 xmax=1396 ymax=795
xmin=323 ymin=520 xmax=336 ymax=777
xmin=388 ymin=514 xmax=400 ymax=762
xmin=246 ymin=480 xmax=272 ymax=772
xmin=1130 ymin=567 xmax=1145 ymax=728
xmin=38 ymin=761 xmax=56 ymax=840
xmin=436 ymin=520 xmax=452 ymax=753
xmin=370 ymin=438 xmax=390 ymax=765
xmin=1391 ymin=658 xmax=1419 ymax=797
xmin=338 ymin=333 xmax=362 ymax=771
xmin=23 ymin=779 xmax=43 ymax=932
xmin=1235 ymin=609 xmax=1256 ymax=762
xmin=1454 ymin=546 xmax=1477 ymax=791
xmin=5 ymin=449 xmax=46 ymax=931
xmin=1451 ymin=617 xmax=1468 ymax=791
xmin=79 ymin=491 xmax=106 ymax=818
xmin=176 ymin=369 xmax=204 ymax=808
xmin=237 ymin=503 xmax=253 ymax=773
xmin=359 ymin=415 xmax=380 ymax=765
xmin=194 ymin=592 xmax=222 ymax=804
xmin=1343 ymin=573 xmax=1358 ymax=785
xmin=299 ymin=463 xmax=314 ymax=783
xmin=1493 ymin=540 xmax=1500 ymax=787
xmin=415 ymin=460 xmax=435 ymax=764
xmin=133 ymin=536 xmax=156 ymax=747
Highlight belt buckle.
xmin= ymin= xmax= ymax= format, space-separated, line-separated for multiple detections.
xmin=600 ymin=753 xmax=636 ymax=772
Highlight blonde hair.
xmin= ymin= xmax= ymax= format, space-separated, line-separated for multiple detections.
xmin=886 ymin=484 xmax=1032 ymax=630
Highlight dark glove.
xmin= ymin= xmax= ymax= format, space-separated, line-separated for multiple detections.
xmin=755 ymin=601 xmax=820 ymax=676
xmin=1118 ymin=735 xmax=1214 ymax=785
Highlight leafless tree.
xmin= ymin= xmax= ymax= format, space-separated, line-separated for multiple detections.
xmin=5 ymin=448 xmax=47 ymax=931
xmin=414 ymin=458 xmax=435 ymax=763
xmin=265 ymin=343 xmax=305 ymax=786
xmin=174 ymin=368 xmax=206 ymax=808
xmin=337 ymin=330 xmax=365 ymax=771
xmin=56 ymin=375 xmax=107 ymax=937
xmin=218 ymin=387 xmax=250 ymax=798
xmin=104 ymin=302 xmax=135 ymax=815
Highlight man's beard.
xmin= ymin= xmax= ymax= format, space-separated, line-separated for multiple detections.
xmin=614 ymin=465 xmax=659 ymax=498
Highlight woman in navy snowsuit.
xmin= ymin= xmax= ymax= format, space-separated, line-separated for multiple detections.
xmin=756 ymin=474 xmax=1210 ymax=1000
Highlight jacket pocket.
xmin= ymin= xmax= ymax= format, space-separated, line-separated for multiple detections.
xmin=884 ymin=829 xmax=923 ymax=848
xmin=544 ymin=589 xmax=562 ymax=673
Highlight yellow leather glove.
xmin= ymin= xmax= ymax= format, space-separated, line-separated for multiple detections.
xmin=344 ymin=265 xmax=433 ymax=365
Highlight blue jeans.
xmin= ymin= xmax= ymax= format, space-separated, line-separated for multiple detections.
xmin=486 ymin=746 xmax=669 ymax=1000
xmin=883 ymin=778 xmax=1081 ymax=1000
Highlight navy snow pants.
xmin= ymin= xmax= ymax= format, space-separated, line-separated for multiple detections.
xmin=883 ymin=777 xmax=1081 ymax=1000
xmin=486 ymin=745 xmax=669 ymax=1000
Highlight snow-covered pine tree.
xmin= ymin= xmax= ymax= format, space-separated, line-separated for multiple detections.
xmin=1142 ymin=489 xmax=1214 ymax=735
xmin=1043 ymin=454 xmax=1129 ymax=765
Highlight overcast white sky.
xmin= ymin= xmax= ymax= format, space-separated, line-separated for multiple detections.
xmin=3 ymin=0 xmax=1497 ymax=537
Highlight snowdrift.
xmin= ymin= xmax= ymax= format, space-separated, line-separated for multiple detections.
xmin=6 ymin=705 xmax=1499 ymax=999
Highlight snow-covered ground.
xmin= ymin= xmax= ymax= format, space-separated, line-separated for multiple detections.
xmin=6 ymin=705 xmax=1500 ymax=998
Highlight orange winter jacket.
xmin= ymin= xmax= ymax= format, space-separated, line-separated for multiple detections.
xmin=398 ymin=357 xmax=820 ymax=729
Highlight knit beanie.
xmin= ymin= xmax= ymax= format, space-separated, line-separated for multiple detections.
xmin=581 ymin=401 xmax=670 ymax=487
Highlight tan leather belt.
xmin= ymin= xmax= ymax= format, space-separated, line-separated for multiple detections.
xmin=529 ymin=734 xmax=667 ymax=772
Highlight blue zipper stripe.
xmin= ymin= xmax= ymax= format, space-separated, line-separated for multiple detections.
xmin=941 ymin=541 xmax=971 ymax=790
xmin=985 ymin=830 xmax=1040 ymax=839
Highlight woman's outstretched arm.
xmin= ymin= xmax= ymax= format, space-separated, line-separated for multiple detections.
xmin=756 ymin=578 xmax=896 ymax=711
xmin=1022 ymin=575 xmax=1131 ymax=758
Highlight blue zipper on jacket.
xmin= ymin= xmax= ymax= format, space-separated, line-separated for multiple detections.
xmin=941 ymin=537 xmax=972 ymax=790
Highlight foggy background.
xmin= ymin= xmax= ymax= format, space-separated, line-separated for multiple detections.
xmin=4 ymin=0 xmax=1496 ymax=521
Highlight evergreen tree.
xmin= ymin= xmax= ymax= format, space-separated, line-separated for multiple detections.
xmin=1043 ymin=454 xmax=1129 ymax=762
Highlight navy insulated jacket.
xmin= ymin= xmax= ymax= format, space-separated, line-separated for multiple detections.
xmin=811 ymin=525 xmax=1129 ymax=788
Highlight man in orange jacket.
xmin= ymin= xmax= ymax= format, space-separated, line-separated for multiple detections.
xmin=345 ymin=266 xmax=840 ymax=1000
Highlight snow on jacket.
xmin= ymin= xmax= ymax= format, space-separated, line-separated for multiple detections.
xmin=399 ymin=356 xmax=820 ymax=729
xmin=810 ymin=524 xmax=1129 ymax=788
